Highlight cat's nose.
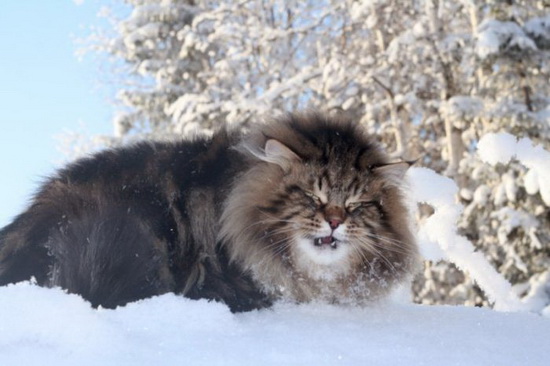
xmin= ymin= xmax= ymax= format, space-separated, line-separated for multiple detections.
xmin=325 ymin=206 xmax=345 ymax=230
xmin=328 ymin=218 xmax=341 ymax=230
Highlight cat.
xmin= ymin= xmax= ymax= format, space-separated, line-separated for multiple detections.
xmin=0 ymin=113 xmax=418 ymax=312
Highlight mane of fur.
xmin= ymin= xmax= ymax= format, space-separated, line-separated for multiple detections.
xmin=220 ymin=113 xmax=418 ymax=303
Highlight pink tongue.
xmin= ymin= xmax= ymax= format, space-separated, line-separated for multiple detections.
xmin=320 ymin=236 xmax=334 ymax=244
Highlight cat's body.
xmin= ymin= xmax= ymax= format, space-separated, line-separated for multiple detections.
xmin=0 ymin=113 xmax=418 ymax=312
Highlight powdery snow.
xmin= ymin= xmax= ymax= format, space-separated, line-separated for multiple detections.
xmin=0 ymin=282 xmax=548 ymax=366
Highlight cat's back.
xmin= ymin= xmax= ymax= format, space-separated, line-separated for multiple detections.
xmin=55 ymin=138 xmax=204 ymax=189
xmin=0 ymin=129 xmax=244 ymax=294
xmin=38 ymin=130 xmax=241 ymax=207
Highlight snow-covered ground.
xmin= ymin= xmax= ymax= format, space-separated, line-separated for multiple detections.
xmin=0 ymin=282 xmax=548 ymax=366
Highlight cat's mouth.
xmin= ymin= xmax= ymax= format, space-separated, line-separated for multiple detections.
xmin=313 ymin=235 xmax=338 ymax=249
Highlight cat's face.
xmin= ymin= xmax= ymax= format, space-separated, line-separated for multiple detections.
xmin=256 ymin=157 xmax=408 ymax=281
xmin=221 ymin=115 xmax=416 ymax=299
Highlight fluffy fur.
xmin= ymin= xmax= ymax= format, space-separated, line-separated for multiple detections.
xmin=0 ymin=113 xmax=418 ymax=312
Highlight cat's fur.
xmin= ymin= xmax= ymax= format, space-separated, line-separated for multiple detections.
xmin=0 ymin=113 xmax=418 ymax=312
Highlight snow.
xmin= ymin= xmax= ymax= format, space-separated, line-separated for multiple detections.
xmin=476 ymin=19 xmax=537 ymax=59
xmin=525 ymin=15 xmax=550 ymax=47
xmin=1 ymin=282 xmax=548 ymax=366
xmin=491 ymin=207 xmax=540 ymax=248
xmin=473 ymin=184 xmax=491 ymax=206
xmin=478 ymin=132 xmax=550 ymax=205
xmin=407 ymin=134 xmax=550 ymax=314
xmin=407 ymin=167 xmax=525 ymax=312
xmin=477 ymin=132 xmax=518 ymax=165
xmin=441 ymin=95 xmax=483 ymax=123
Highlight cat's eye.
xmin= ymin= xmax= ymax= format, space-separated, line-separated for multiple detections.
xmin=347 ymin=200 xmax=377 ymax=212
xmin=303 ymin=191 xmax=323 ymax=206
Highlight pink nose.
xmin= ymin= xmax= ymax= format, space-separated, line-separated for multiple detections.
xmin=328 ymin=219 xmax=341 ymax=230
xmin=325 ymin=206 xmax=345 ymax=230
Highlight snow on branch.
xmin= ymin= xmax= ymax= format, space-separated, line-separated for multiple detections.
xmin=525 ymin=15 xmax=550 ymax=49
xmin=476 ymin=19 xmax=537 ymax=59
xmin=478 ymin=133 xmax=550 ymax=206
xmin=408 ymin=133 xmax=550 ymax=312
xmin=407 ymin=167 xmax=525 ymax=312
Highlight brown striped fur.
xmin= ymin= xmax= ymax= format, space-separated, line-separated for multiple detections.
xmin=0 ymin=113 xmax=418 ymax=311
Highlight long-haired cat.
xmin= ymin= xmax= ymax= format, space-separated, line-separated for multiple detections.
xmin=0 ymin=113 xmax=418 ymax=312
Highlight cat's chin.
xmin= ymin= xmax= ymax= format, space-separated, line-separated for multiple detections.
xmin=293 ymin=236 xmax=352 ymax=280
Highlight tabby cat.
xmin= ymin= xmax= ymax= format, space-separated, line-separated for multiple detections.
xmin=0 ymin=113 xmax=418 ymax=312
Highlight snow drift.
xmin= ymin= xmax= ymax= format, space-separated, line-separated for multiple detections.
xmin=0 ymin=282 xmax=548 ymax=366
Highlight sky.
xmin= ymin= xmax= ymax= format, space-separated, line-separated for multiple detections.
xmin=0 ymin=1 xmax=114 ymax=226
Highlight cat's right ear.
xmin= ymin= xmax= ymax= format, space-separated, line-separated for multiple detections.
xmin=262 ymin=139 xmax=301 ymax=171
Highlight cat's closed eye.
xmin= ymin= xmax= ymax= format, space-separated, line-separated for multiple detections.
xmin=346 ymin=200 xmax=379 ymax=214
xmin=303 ymin=190 xmax=324 ymax=207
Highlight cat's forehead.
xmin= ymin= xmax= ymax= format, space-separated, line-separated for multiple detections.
xmin=300 ymin=162 xmax=374 ymax=196
xmin=255 ymin=114 xmax=386 ymax=165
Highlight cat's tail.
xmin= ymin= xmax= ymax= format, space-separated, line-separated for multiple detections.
xmin=0 ymin=209 xmax=54 ymax=287
xmin=46 ymin=207 xmax=172 ymax=308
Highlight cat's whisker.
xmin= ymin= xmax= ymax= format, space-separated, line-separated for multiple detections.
xmin=362 ymin=233 xmax=413 ymax=255
xmin=233 ymin=214 xmax=301 ymax=240
xmin=352 ymin=237 xmax=398 ymax=272
xmin=256 ymin=213 xmax=302 ymax=228
xmin=364 ymin=232 xmax=408 ymax=246
xmin=258 ymin=242 xmax=292 ymax=267
xmin=348 ymin=229 xmax=412 ymax=255
xmin=347 ymin=242 xmax=372 ymax=266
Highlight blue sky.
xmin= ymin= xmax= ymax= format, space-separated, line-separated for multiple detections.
xmin=0 ymin=1 xmax=114 ymax=226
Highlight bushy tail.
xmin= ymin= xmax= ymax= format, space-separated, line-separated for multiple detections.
xmin=45 ymin=208 xmax=171 ymax=308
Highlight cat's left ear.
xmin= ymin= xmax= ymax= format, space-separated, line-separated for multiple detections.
xmin=373 ymin=161 xmax=415 ymax=182
xmin=263 ymin=139 xmax=301 ymax=170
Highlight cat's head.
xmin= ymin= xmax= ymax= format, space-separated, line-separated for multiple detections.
xmin=220 ymin=113 xmax=417 ymax=299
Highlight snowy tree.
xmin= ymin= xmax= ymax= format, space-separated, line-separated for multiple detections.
xmin=455 ymin=2 xmax=550 ymax=308
xmin=87 ymin=0 xmax=208 ymax=138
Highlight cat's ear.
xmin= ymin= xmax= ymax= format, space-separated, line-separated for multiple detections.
xmin=263 ymin=139 xmax=301 ymax=169
xmin=373 ymin=161 xmax=415 ymax=182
